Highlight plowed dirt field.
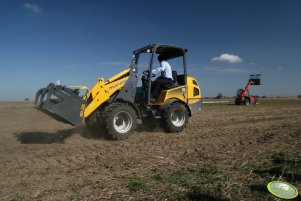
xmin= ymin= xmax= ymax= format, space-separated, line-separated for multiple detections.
xmin=0 ymin=99 xmax=300 ymax=201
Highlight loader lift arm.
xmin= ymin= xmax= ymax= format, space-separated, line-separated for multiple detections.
xmin=241 ymin=81 xmax=253 ymax=97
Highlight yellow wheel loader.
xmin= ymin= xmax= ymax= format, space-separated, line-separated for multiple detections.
xmin=35 ymin=44 xmax=202 ymax=140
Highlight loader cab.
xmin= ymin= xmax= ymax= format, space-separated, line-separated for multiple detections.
xmin=237 ymin=88 xmax=249 ymax=97
xmin=133 ymin=44 xmax=187 ymax=105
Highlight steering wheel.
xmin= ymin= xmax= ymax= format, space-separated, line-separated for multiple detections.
xmin=143 ymin=70 xmax=156 ymax=77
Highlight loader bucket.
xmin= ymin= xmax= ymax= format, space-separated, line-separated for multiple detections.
xmin=249 ymin=74 xmax=261 ymax=85
xmin=35 ymin=83 xmax=85 ymax=126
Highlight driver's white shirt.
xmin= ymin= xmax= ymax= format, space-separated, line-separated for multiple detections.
xmin=152 ymin=61 xmax=173 ymax=80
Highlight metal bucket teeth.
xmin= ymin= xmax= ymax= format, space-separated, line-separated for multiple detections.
xmin=35 ymin=86 xmax=48 ymax=108
xmin=34 ymin=83 xmax=84 ymax=126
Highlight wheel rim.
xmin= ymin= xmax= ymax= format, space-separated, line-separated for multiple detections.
xmin=170 ymin=108 xmax=185 ymax=127
xmin=113 ymin=111 xmax=132 ymax=133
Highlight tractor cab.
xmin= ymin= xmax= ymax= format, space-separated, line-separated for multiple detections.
xmin=237 ymin=88 xmax=247 ymax=97
xmin=133 ymin=44 xmax=188 ymax=105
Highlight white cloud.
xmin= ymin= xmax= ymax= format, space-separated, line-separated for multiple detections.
xmin=24 ymin=3 xmax=41 ymax=13
xmin=211 ymin=53 xmax=243 ymax=63
xmin=277 ymin=67 xmax=284 ymax=71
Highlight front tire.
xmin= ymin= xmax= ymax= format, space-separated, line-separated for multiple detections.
xmin=84 ymin=110 xmax=109 ymax=138
xmin=245 ymin=98 xmax=250 ymax=106
xmin=162 ymin=102 xmax=188 ymax=133
xmin=103 ymin=102 xmax=137 ymax=140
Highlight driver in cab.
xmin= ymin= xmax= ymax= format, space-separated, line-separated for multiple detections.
xmin=151 ymin=55 xmax=173 ymax=99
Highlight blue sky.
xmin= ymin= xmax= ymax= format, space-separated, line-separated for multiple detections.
xmin=0 ymin=0 xmax=300 ymax=100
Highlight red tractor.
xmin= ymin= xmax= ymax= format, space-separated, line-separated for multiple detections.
xmin=235 ymin=74 xmax=261 ymax=106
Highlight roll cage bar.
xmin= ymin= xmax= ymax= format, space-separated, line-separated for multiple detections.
xmin=133 ymin=44 xmax=188 ymax=60
xmin=132 ymin=44 xmax=188 ymax=105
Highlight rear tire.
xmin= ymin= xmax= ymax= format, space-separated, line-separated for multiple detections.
xmin=255 ymin=99 xmax=259 ymax=105
xmin=235 ymin=98 xmax=240 ymax=105
xmin=162 ymin=102 xmax=188 ymax=133
xmin=103 ymin=102 xmax=137 ymax=140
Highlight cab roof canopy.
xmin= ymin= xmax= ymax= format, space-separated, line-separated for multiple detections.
xmin=133 ymin=44 xmax=187 ymax=60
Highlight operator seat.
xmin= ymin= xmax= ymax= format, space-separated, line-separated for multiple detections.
xmin=162 ymin=71 xmax=178 ymax=89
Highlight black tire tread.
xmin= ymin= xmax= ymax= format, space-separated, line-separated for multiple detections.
xmin=245 ymin=98 xmax=250 ymax=106
xmin=103 ymin=102 xmax=137 ymax=140
xmin=162 ymin=102 xmax=188 ymax=133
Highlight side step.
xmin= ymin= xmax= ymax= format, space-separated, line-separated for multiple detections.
xmin=35 ymin=83 xmax=84 ymax=126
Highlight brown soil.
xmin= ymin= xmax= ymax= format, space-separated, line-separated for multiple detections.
xmin=0 ymin=99 xmax=300 ymax=201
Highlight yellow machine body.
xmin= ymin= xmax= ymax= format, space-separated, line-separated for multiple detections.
xmin=156 ymin=76 xmax=202 ymax=114
xmin=36 ymin=44 xmax=203 ymax=139
xmin=81 ymin=69 xmax=202 ymax=119
xmin=80 ymin=68 xmax=130 ymax=118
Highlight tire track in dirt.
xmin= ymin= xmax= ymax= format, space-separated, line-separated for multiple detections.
xmin=2 ymin=115 xmax=299 ymax=176
xmin=178 ymin=108 xmax=301 ymax=165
